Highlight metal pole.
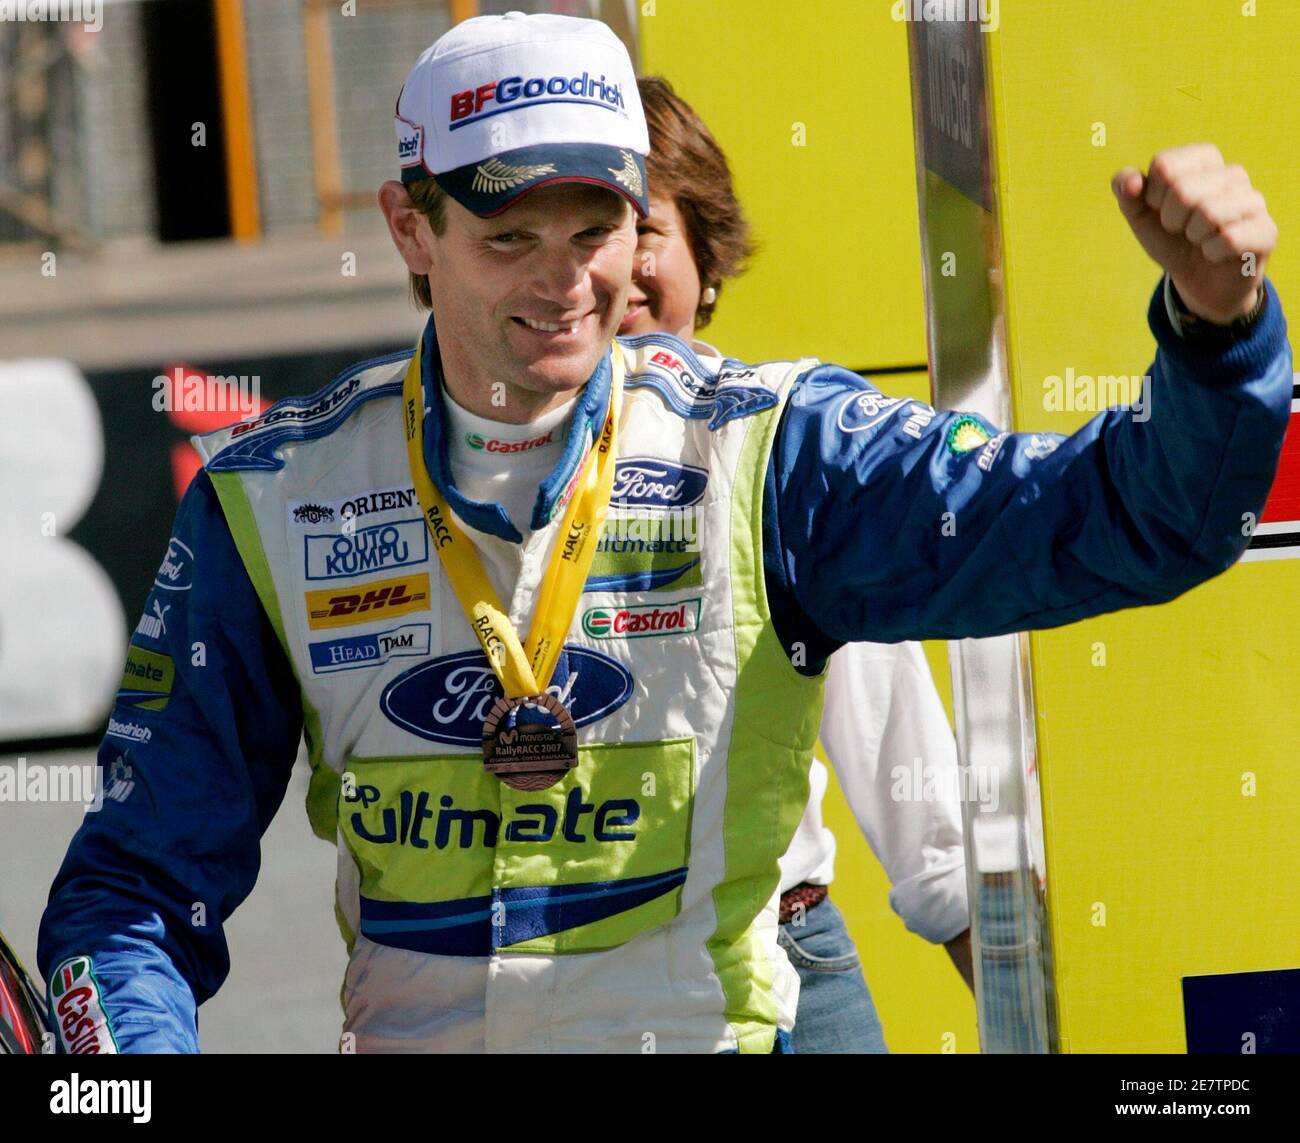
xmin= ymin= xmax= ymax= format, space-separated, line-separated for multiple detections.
xmin=303 ymin=0 xmax=343 ymax=236
xmin=213 ymin=0 xmax=261 ymax=241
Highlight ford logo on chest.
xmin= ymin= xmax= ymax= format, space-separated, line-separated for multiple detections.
xmin=380 ymin=646 xmax=634 ymax=746
xmin=610 ymin=457 xmax=708 ymax=510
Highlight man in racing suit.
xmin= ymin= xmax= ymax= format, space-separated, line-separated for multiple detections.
xmin=38 ymin=13 xmax=1291 ymax=1053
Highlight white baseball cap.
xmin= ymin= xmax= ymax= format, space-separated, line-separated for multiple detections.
xmin=394 ymin=11 xmax=649 ymax=218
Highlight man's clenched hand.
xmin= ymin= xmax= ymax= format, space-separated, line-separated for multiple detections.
xmin=1113 ymin=143 xmax=1276 ymax=325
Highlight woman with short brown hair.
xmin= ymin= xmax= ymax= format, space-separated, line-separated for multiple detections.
xmin=621 ymin=74 xmax=974 ymax=1054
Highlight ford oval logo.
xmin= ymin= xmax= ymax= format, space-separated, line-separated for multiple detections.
xmin=153 ymin=537 xmax=194 ymax=592
xmin=610 ymin=457 xmax=708 ymax=509
xmin=380 ymin=645 xmax=634 ymax=746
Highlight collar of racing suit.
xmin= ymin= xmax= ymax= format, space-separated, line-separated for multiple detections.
xmin=418 ymin=314 xmax=613 ymax=544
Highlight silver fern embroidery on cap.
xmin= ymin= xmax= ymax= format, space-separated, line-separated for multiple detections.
xmin=607 ymin=150 xmax=643 ymax=197
xmin=472 ymin=158 xmax=558 ymax=194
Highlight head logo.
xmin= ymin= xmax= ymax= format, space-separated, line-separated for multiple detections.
xmin=380 ymin=646 xmax=633 ymax=746
xmin=309 ymin=623 xmax=432 ymax=674
xmin=610 ymin=458 xmax=708 ymax=510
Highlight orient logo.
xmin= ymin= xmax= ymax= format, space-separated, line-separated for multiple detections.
xmin=610 ymin=458 xmax=708 ymax=509
xmin=380 ymin=646 xmax=633 ymax=746
xmin=305 ymin=574 xmax=430 ymax=630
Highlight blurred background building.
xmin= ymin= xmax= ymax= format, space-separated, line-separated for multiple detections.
xmin=0 ymin=0 xmax=635 ymax=248
xmin=0 ymin=0 xmax=646 ymax=1055
xmin=0 ymin=0 xmax=639 ymax=746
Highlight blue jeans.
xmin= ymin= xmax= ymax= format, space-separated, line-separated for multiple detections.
xmin=777 ymin=895 xmax=888 ymax=1053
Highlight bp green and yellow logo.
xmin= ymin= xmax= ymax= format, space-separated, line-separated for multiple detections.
xmin=945 ymin=415 xmax=993 ymax=455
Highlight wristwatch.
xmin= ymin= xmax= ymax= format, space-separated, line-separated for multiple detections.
xmin=1164 ymin=273 xmax=1269 ymax=345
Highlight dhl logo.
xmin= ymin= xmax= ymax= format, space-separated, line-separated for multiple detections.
xmin=306 ymin=574 xmax=431 ymax=629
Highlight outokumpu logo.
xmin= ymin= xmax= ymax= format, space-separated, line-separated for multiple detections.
xmin=303 ymin=518 xmax=428 ymax=580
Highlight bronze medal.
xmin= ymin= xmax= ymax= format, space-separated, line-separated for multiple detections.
xmin=481 ymin=692 xmax=578 ymax=791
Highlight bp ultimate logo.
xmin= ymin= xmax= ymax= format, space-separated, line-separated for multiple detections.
xmin=303 ymin=518 xmax=428 ymax=580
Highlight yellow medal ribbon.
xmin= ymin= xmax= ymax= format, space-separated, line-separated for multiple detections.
xmin=402 ymin=342 xmax=624 ymax=699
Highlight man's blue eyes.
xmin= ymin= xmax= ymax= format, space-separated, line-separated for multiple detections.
xmin=489 ymin=228 xmax=611 ymax=243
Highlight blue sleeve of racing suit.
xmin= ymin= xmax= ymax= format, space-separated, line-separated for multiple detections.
xmin=37 ymin=468 xmax=303 ymax=1053
xmin=763 ymin=276 xmax=1292 ymax=649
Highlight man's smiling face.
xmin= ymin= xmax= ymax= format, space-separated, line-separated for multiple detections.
xmin=426 ymin=183 xmax=636 ymax=407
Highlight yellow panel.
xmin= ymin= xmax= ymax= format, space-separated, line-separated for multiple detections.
xmin=985 ymin=1 xmax=1300 ymax=1051
xmin=641 ymin=0 xmax=926 ymax=369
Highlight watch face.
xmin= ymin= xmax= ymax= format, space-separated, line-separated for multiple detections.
xmin=1168 ymin=274 xmax=1266 ymax=340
